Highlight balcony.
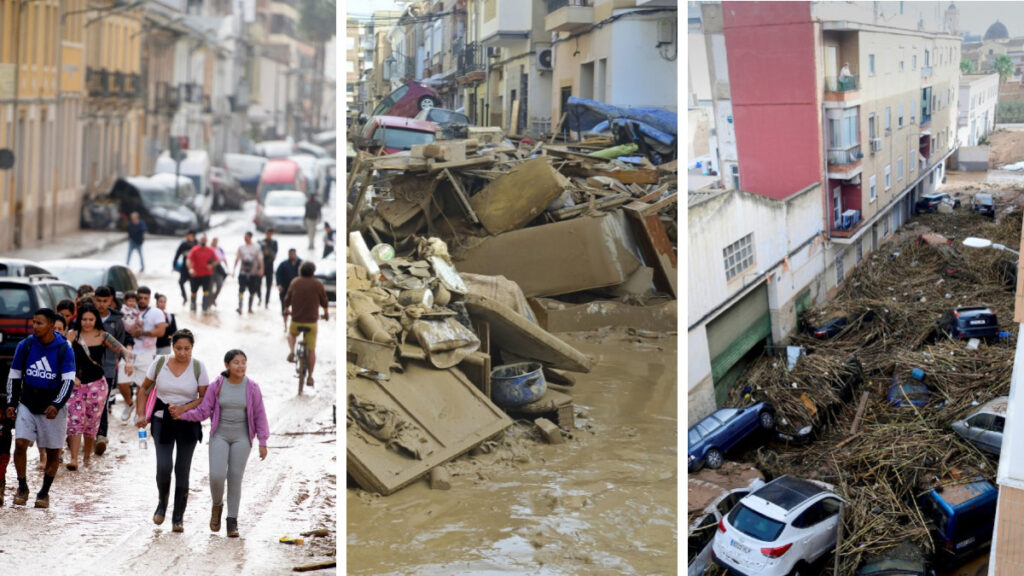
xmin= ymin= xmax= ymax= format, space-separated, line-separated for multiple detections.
xmin=824 ymin=74 xmax=861 ymax=107
xmin=481 ymin=0 xmax=532 ymax=46
xmin=86 ymin=68 xmax=109 ymax=98
xmin=921 ymin=112 xmax=932 ymax=126
xmin=545 ymin=0 xmax=594 ymax=33
xmin=830 ymin=218 xmax=866 ymax=240
xmin=826 ymin=143 xmax=863 ymax=179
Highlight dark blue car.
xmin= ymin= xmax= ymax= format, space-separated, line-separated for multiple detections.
xmin=688 ymin=402 xmax=775 ymax=472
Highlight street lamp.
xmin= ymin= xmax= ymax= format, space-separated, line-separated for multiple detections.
xmin=963 ymin=236 xmax=1020 ymax=255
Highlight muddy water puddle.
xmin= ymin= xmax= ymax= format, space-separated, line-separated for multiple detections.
xmin=347 ymin=327 xmax=677 ymax=575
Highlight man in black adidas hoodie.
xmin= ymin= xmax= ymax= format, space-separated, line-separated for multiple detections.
xmin=2 ymin=308 xmax=75 ymax=508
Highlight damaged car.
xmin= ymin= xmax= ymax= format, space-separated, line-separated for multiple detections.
xmin=688 ymin=403 xmax=775 ymax=472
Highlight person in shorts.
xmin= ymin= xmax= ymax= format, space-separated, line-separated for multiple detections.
xmin=2 ymin=308 xmax=76 ymax=508
xmin=283 ymin=262 xmax=329 ymax=387
xmin=233 ymin=231 xmax=264 ymax=314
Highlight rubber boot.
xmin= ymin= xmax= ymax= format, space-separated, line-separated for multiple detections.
xmin=171 ymin=486 xmax=188 ymax=532
xmin=226 ymin=517 xmax=239 ymax=538
xmin=210 ymin=503 xmax=223 ymax=532
xmin=153 ymin=481 xmax=170 ymax=525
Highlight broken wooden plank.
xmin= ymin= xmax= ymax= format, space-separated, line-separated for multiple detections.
xmin=623 ymin=203 xmax=678 ymax=298
xmin=849 ymin=391 xmax=871 ymax=435
xmin=292 ymin=561 xmax=337 ymax=572
xmin=426 ymin=155 xmax=496 ymax=172
xmin=441 ymin=168 xmax=480 ymax=224
xmin=550 ymin=193 xmax=630 ymax=221
xmin=468 ymin=157 xmax=570 ymax=235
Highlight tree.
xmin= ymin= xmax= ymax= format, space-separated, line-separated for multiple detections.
xmin=994 ymin=54 xmax=1013 ymax=84
xmin=961 ymin=58 xmax=974 ymax=75
xmin=299 ymin=0 xmax=337 ymax=135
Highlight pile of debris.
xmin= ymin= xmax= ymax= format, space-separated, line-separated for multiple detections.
xmin=346 ymin=235 xmax=594 ymax=495
xmin=725 ymin=211 xmax=1023 ymax=574
xmin=347 ymin=133 xmax=678 ymax=306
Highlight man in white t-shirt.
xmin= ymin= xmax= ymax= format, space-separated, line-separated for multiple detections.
xmin=124 ymin=287 xmax=167 ymax=421
xmin=234 ymin=231 xmax=264 ymax=315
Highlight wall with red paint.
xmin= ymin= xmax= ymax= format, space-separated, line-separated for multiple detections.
xmin=723 ymin=1 xmax=822 ymax=200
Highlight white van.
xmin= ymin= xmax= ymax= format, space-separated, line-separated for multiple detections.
xmin=154 ymin=150 xmax=213 ymax=228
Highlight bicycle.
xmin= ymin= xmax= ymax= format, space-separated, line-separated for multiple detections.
xmin=295 ymin=325 xmax=311 ymax=396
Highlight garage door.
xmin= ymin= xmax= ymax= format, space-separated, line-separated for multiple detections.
xmin=706 ymin=284 xmax=771 ymax=405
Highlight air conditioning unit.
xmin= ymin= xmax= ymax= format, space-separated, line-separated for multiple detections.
xmin=487 ymin=46 xmax=500 ymax=59
xmin=870 ymin=138 xmax=883 ymax=152
xmin=536 ymin=49 xmax=552 ymax=71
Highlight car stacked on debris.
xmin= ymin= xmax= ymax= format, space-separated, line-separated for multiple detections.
xmin=688 ymin=403 xmax=775 ymax=472
xmin=971 ymin=193 xmax=995 ymax=218
xmin=951 ymin=396 xmax=1007 ymax=455
xmin=712 ymin=475 xmax=844 ymax=576
xmin=688 ymin=465 xmax=765 ymax=576
xmin=915 ymin=192 xmax=960 ymax=213
xmin=936 ymin=306 xmax=1000 ymax=341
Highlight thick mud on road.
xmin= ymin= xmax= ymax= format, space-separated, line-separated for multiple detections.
xmin=0 ymin=209 xmax=337 ymax=575
xmin=347 ymin=326 xmax=677 ymax=575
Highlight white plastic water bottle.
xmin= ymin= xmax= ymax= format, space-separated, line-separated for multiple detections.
xmin=138 ymin=428 xmax=147 ymax=450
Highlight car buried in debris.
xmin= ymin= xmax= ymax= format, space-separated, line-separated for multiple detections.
xmin=687 ymin=402 xmax=775 ymax=472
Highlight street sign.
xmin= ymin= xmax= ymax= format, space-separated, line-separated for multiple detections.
xmin=0 ymin=149 xmax=15 ymax=170
xmin=169 ymin=137 xmax=187 ymax=162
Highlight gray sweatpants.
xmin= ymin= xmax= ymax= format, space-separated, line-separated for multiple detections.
xmin=208 ymin=423 xmax=251 ymax=518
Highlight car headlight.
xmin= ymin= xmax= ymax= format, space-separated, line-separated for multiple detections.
xmin=688 ymin=454 xmax=695 ymax=462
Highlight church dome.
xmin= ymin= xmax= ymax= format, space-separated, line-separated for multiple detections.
xmin=985 ymin=20 xmax=1009 ymax=41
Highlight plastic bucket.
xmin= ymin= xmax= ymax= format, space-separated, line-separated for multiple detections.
xmin=491 ymin=362 xmax=546 ymax=408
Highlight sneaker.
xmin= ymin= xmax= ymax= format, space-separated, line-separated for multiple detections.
xmin=35 ymin=494 xmax=49 ymax=509
xmin=287 ymin=352 xmax=295 ymax=363
xmin=120 ymin=404 xmax=133 ymax=423
xmin=94 ymin=436 xmax=108 ymax=456
xmin=13 ymin=486 xmax=29 ymax=506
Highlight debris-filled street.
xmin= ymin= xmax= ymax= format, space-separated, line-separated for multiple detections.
xmin=344 ymin=63 xmax=678 ymax=576
xmin=694 ymin=184 xmax=1024 ymax=575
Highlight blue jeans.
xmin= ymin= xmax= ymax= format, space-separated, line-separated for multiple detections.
xmin=127 ymin=240 xmax=144 ymax=270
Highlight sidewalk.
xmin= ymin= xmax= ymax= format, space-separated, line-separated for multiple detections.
xmin=7 ymin=213 xmax=233 ymax=262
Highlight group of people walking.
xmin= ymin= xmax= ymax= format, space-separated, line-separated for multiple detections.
xmin=0 ymin=293 xmax=271 ymax=537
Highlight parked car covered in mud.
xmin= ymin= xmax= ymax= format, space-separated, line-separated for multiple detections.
xmin=688 ymin=402 xmax=775 ymax=472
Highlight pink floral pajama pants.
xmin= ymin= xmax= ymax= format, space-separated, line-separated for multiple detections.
xmin=66 ymin=377 xmax=107 ymax=438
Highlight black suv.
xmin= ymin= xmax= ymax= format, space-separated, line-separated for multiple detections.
xmin=0 ymin=276 xmax=77 ymax=376
xmin=915 ymin=193 xmax=959 ymax=213
xmin=938 ymin=307 xmax=1000 ymax=340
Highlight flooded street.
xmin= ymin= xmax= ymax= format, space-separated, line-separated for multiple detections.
xmin=1 ymin=204 xmax=337 ymax=574
xmin=347 ymin=327 xmax=677 ymax=576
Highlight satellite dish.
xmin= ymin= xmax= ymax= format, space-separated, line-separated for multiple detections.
xmin=0 ymin=149 xmax=14 ymax=170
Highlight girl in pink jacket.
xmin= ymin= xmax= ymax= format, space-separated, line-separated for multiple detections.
xmin=176 ymin=349 xmax=270 ymax=537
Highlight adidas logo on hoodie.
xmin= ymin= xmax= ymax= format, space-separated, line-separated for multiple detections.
xmin=25 ymin=356 xmax=56 ymax=380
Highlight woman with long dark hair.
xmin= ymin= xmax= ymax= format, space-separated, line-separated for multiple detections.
xmin=135 ymin=329 xmax=209 ymax=532
xmin=177 ymin=349 xmax=269 ymax=537
xmin=64 ymin=306 xmax=134 ymax=470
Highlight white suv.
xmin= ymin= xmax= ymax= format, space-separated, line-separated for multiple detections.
xmin=712 ymin=475 xmax=844 ymax=576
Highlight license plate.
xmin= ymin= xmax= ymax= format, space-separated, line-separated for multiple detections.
xmin=731 ymin=539 xmax=751 ymax=554
xmin=970 ymin=320 xmax=986 ymax=326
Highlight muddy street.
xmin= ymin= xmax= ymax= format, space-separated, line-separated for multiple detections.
xmin=346 ymin=327 xmax=677 ymax=576
xmin=1 ymin=203 xmax=337 ymax=574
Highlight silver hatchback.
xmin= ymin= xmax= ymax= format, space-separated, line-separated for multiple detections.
xmin=951 ymin=396 xmax=1007 ymax=456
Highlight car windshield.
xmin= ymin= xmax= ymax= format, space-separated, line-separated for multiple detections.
xmin=266 ymin=194 xmax=306 ymax=207
xmin=0 ymin=287 xmax=32 ymax=315
xmin=383 ymin=127 xmax=435 ymax=150
xmin=47 ymin=265 xmax=105 ymax=289
xmin=139 ymin=187 xmax=179 ymax=207
xmin=728 ymin=503 xmax=786 ymax=542
xmin=428 ymin=109 xmax=469 ymax=124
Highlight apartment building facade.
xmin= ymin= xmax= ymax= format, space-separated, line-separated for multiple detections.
xmin=689 ymin=1 xmax=960 ymax=420
xmin=958 ymin=73 xmax=999 ymax=147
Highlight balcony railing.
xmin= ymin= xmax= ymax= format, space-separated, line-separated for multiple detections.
xmin=458 ymin=42 xmax=485 ymax=76
xmin=546 ymin=0 xmax=592 ymax=12
xmin=825 ymin=75 xmax=859 ymax=93
xmin=827 ymin=144 xmax=863 ymax=165
xmin=86 ymin=68 xmax=109 ymax=98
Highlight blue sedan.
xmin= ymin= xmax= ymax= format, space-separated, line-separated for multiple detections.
xmin=688 ymin=402 xmax=775 ymax=472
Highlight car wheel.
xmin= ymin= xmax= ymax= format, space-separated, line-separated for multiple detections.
xmin=705 ymin=448 xmax=724 ymax=469
xmin=760 ymin=411 xmax=776 ymax=430
xmin=214 ymin=190 xmax=224 ymax=209
xmin=788 ymin=563 xmax=807 ymax=576
xmin=418 ymin=95 xmax=439 ymax=110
